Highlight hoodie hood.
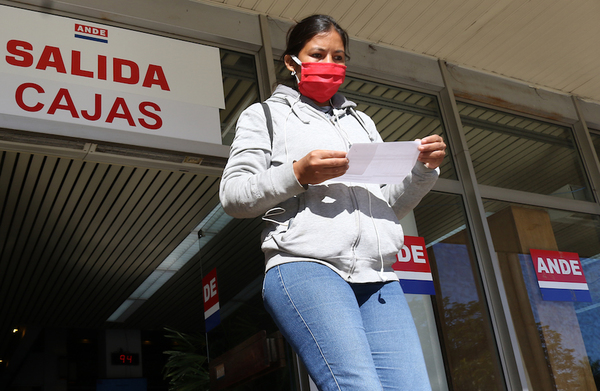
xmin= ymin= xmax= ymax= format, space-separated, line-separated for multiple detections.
xmin=269 ymin=85 xmax=373 ymax=141
xmin=270 ymin=84 xmax=357 ymax=110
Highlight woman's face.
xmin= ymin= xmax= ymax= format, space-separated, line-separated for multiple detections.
xmin=285 ymin=28 xmax=346 ymax=75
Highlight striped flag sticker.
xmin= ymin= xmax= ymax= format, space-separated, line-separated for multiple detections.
xmin=530 ymin=249 xmax=591 ymax=302
xmin=393 ymin=236 xmax=435 ymax=295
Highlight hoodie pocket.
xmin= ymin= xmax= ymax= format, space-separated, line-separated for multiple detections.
xmin=261 ymin=196 xmax=300 ymax=242
xmin=273 ymin=184 xmax=358 ymax=260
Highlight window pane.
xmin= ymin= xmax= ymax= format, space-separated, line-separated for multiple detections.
xmin=341 ymin=78 xmax=456 ymax=180
xmin=276 ymin=62 xmax=457 ymax=180
xmin=220 ymin=49 xmax=260 ymax=146
xmin=484 ymin=200 xmax=600 ymax=389
xmin=459 ymin=103 xmax=593 ymax=201
xmin=414 ymin=192 xmax=505 ymax=390
xmin=590 ymin=130 xmax=600 ymax=161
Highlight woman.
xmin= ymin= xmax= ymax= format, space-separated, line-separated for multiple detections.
xmin=219 ymin=14 xmax=445 ymax=391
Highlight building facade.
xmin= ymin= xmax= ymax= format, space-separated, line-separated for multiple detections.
xmin=0 ymin=1 xmax=599 ymax=390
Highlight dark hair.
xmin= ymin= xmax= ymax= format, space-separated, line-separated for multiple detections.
xmin=282 ymin=14 xmax=350 ymax=61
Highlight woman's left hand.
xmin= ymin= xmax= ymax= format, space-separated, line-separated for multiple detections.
xmin=417 ymin=135 xmax=446 ymax=170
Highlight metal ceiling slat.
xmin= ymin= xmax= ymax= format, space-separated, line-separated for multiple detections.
xmin=30 ymin=161 xmax=106 ymax=322
xmin=486 ymin=4 xmax=550 ymax=66
xmin=296 ymin=0 xmax=328 ymax=20
xmin=414 ymin=192 xmax=465 ymax=245
xmin=510 ymin=149 xmax=583 ymax=196
xmin=79 ymin=171 xmax=187 ymax=310
xmin=387 ymin=116 xmax=437 ymax=143
xmin=104 ymin=179 xmax=222 ymax=328
xmin=278 ymin=0 xmax=305 ymax=20
xmin=362 ymin=0 xmax=411 ymax=42
xmin=70 ymin=171 xmax=202 ymax=326
xmin=90 ymin=176 xmax=220 ymax=327
xmin=0 ymin=152 xmax=34 ymax=311
xmin=466 ymin=128 xmax=512 ymax=161
xmin=35 ymin=162 xmax=114 ymax=324
xmin=461 ymin=0 xmax=533 ymax=62
xmin=493 ymin=0 xmax=571 ymax=75
xmin=202 ymin=218 xmax=265 ymax=291
xmin=478 ymin=140 xmax=546 ymax=188
xmin=263 ymin=0 xmax=289 ymax=16
xmin=470 ymin=133 xmax=539 ymax=186
xmin=9 ymin=157 xmax=75 ymax=324
xmin=369 ymin=109 xmax=401 ymax=137
xmin=381 ymin=113 xmax=422 ymax=140
xmin=142 ymin=216 xmax=267 ymax=330
xmin=2 ymin=155 xmax=58 ymax=326
xmin=401 ymin=0 xmax=470 ymax=51
xmin=493 ymin=3 xmax=571 ymax=74
xmin=465 ymin=2 xmax=533 ymax=67
xmin=315 ymin=0 xmax=344 ymax=19
xmin=61 ymin=168 xmax=165 ymax=326
xmin=49 ymin=165 xmax=140 ymax=325
xmin=387 ymin=0 xmax=443 ymax=47
xmin=120 ymin=176 xmax=220 ymax=274
xmin=74 ymin=169 xmax=180 ymax=323
xmin=205 ymin=0 xmax=600 ymax=104
xmin=425 ymin=0 xmax=496 ymax=56
xmin=251 ymin=0 xmax=274 ymax=13
xmin=472 ymin=136 xmax=536 ymax=183
xmin=111 ymin=175 xmax=214 ymax=275
xmin=379 ymin=112 xmax=416 ymax=140
xmin=0 ymin=151 xmax=19 ymax=294
xmin=90 ymin=177 xmax=221 ymax=327
xmin=485 ymin=145 xmax=573 ymax=195
xmin=477 ymin=137 xmax=541 ymax=182
xmin=66 ymin=167 xmax=147 ymax=285
xmin=333 ymin=0 xmax=372 ymax=36
xmin=44 ymin=164 xmax=128 ymax=308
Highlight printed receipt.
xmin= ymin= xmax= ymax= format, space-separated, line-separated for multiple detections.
xmin=336 ymin=141 xmax=420 ymax=184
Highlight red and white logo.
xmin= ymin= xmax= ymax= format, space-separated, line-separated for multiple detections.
xmin=529 ymin=249 xmax=591 ymax=302
xmin=392 ymin=236 xmax=435 ymax=295
xmin=75 ymin=23 xmax=108 ymax=43
xmin=203 ymin=268 xmax=219 ymax=315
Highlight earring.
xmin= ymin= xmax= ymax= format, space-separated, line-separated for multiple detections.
xmin=291 ymin=70 xmax=296 ymax=76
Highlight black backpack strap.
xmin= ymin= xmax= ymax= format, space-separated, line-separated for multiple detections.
xmin=261 ymin=102 xmax=274 ymax=148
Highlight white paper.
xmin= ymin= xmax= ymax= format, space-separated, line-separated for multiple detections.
xmin=335 ymin=141 xmax=420 ymax=184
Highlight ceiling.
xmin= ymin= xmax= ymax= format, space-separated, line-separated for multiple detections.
xmin=195 ymin=0 xmax=600 ymax=105
xmin=2 ymin=0 xmax=600 ymax=379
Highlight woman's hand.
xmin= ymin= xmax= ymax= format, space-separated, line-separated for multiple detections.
xmin=417 ymin=135 xmax=446 ymax=169
xmin=293 ymin=150 xmax=349 ymax=185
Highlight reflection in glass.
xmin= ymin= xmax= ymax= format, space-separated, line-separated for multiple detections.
xmin=484 ymin=200 xmax=600 ymax=389
xmin=414 ymin=192 xmax=504 ymax=390
xmin=459 ymin=103 xmax=592 ymax=201
xmin=590 ymin=131 xmax=600 ymax=165
xmin=275 ymin=62 xmax=457 ymax=180
xmin=220 ymin=49 xmax=260 ymax=146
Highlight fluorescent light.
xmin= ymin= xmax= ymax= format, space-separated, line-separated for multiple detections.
xmin=107 ymin=299 xmax=136 ymax=322
xmin=138 ymin=271 xmax=176 ymax=299
xmin=107 ymin=203 xmax=233 ymax=322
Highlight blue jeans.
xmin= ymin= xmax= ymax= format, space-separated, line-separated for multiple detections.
xmin=262 ymin=262 xmax=431 ymax=391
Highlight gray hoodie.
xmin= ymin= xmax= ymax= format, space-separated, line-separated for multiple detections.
xmin=219 ymin=85 xmax=439 ymax=283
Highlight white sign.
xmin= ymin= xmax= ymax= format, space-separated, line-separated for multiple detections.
xmin=1 ymin=6 xmax=225 ymax=152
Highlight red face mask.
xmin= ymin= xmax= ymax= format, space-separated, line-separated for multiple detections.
xmin=292 ymin=56 xmax=346 ymax=103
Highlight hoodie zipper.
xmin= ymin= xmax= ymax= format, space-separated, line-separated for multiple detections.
xmin=328 ymin=110 xmax=361 ymax=277
xmin=348 ymin=187 xmax=361 ymax=277
xmin=305 ymin=103 xmax=363 ymax=278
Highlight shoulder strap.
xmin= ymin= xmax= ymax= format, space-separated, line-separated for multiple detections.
xmin=261 ymin=102 xmax=274 ymax=147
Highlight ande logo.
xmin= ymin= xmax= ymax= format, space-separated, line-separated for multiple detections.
xmin=75 ymin=23 xmax=108 ymax=43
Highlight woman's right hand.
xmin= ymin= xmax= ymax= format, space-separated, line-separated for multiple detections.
xmin=293 ymin=150 xmax=349 ymax=185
